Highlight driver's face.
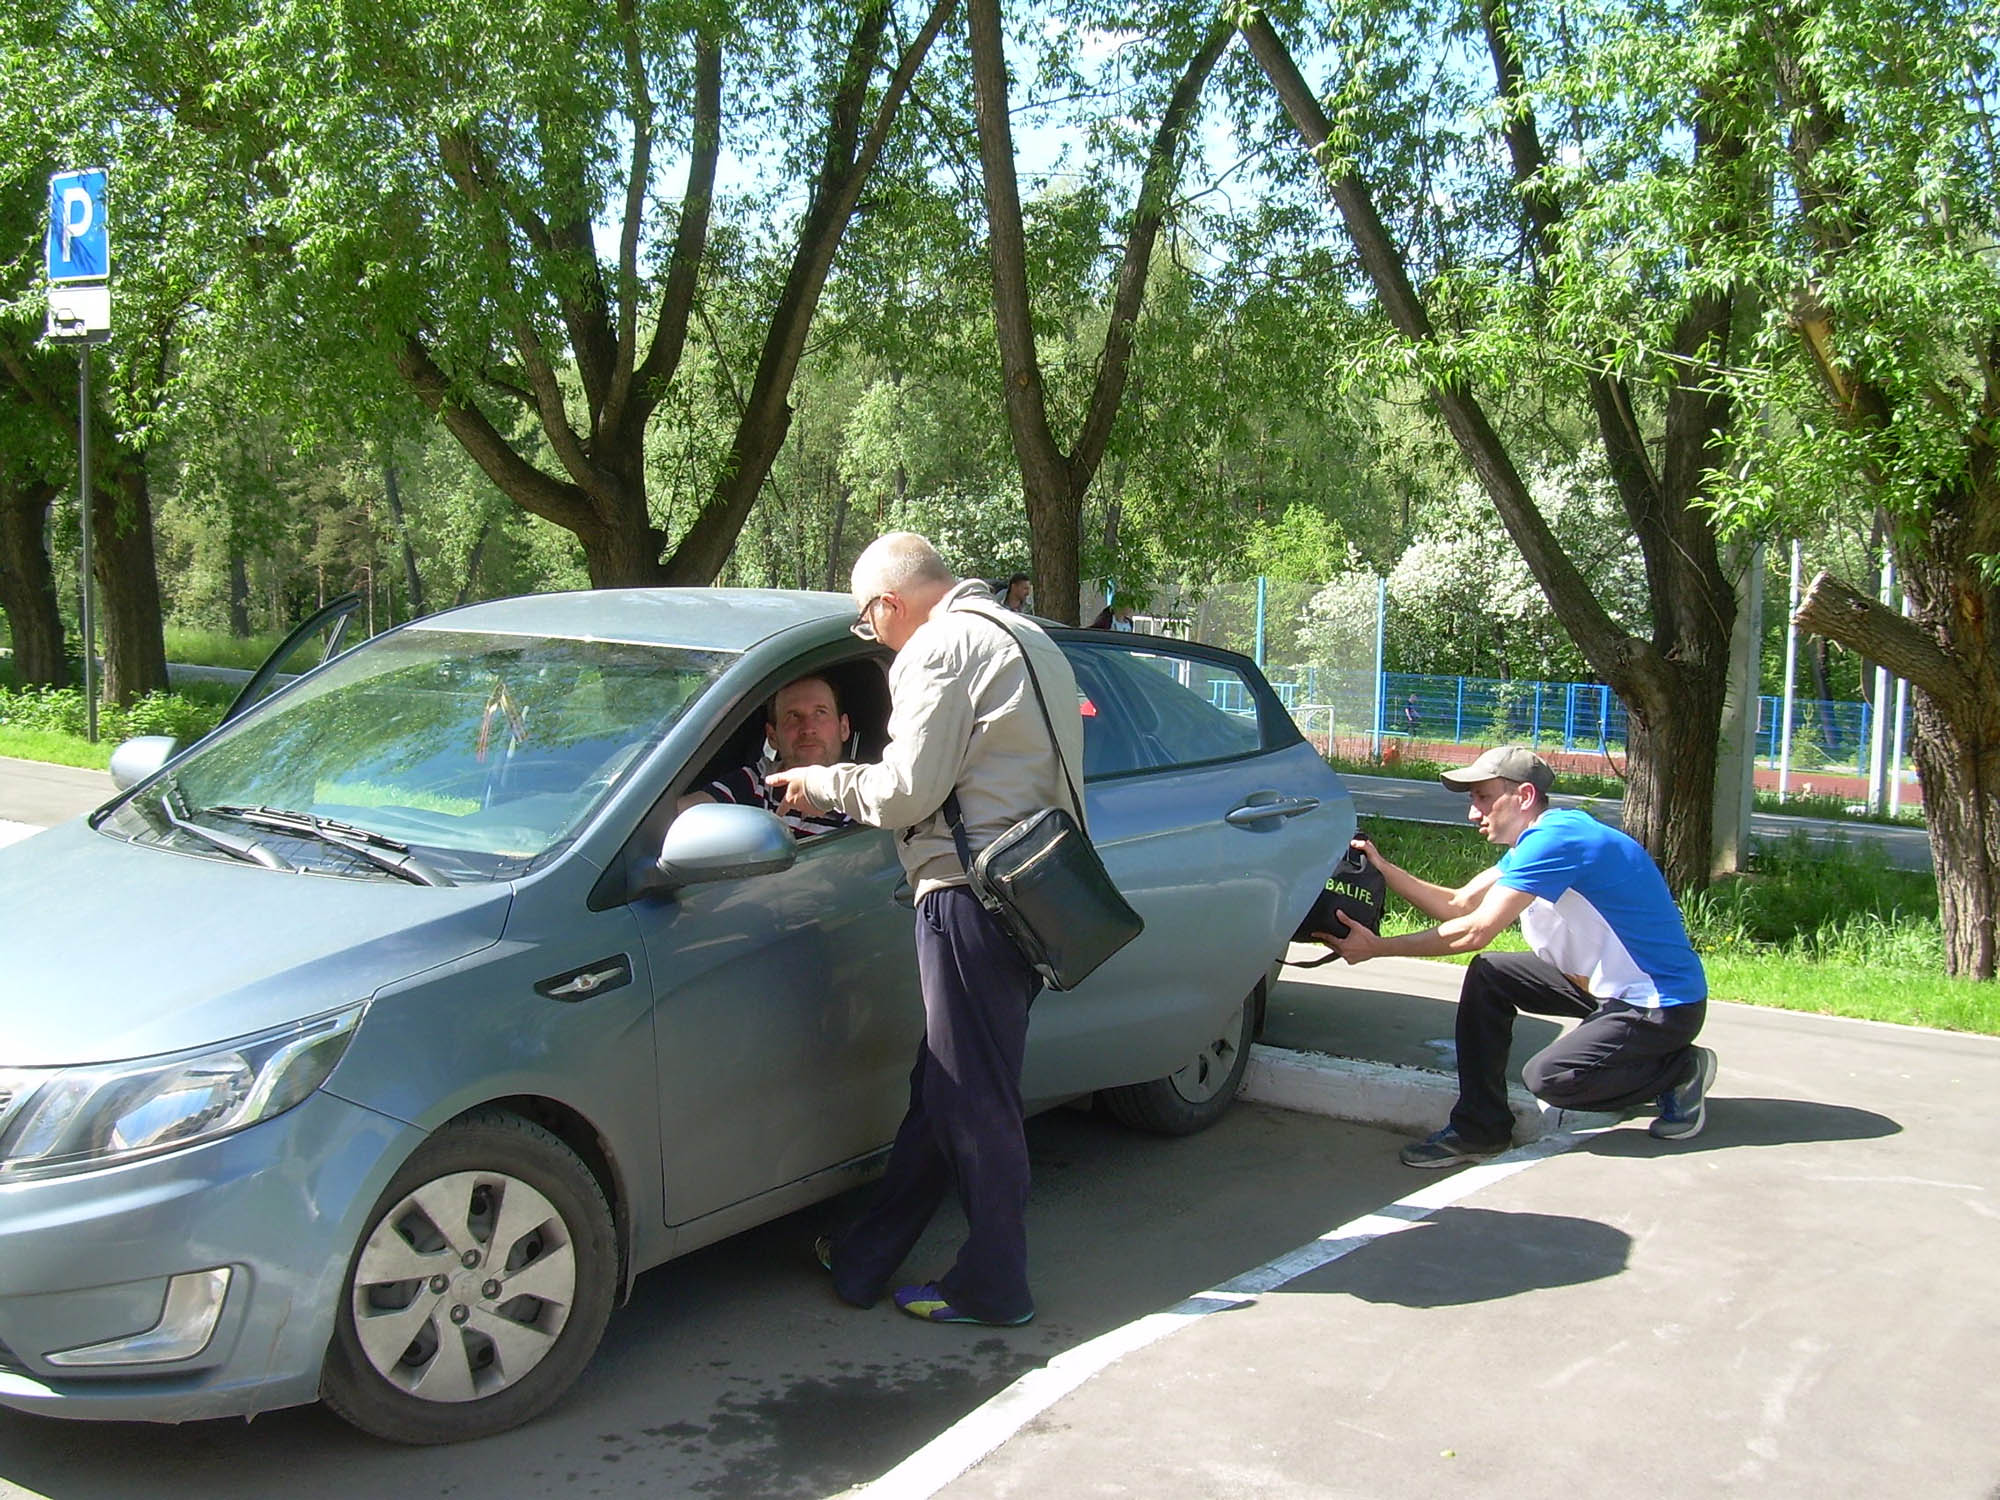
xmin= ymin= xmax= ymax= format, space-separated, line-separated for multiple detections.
xmin=769 ymin=679 xmax=848 ymax=769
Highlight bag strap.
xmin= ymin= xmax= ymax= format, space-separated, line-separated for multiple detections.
xmin=954 ymin=601 xmax=1086 ymax=822
xmin=941 ymin=600 xmax=1083 ymax=878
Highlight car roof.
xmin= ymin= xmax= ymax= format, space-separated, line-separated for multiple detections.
xmin=409 ymin=588 xmax=855 ymax=653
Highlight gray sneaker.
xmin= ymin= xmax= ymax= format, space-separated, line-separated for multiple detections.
xmin=1399 ymin=1127 xmax=1510 ymax=1169
xmin=1649 ymin=1046 xmax=1718 ymax=1140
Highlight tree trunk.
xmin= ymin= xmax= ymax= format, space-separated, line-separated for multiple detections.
xmin=578 ymin=485 xmax=671 ymax=588
xmin=968 ymin=0 xmax=1232 ymax=624
xmin=824 ymin=481 xmax=850 ymax=592
xmin=1621 ymin=657 xmax=1729 ymax=890
xmin=455 ymin=517 xmax=493 ymax=607
xmin=1796 ymin=566 xmax=2000 ymax=978
xmin=1241 ymin=10 xmax=1738 ymax=892
xmin=383 ymin=459 xmax=427 ymax=617
xmin=0 ymin=474 xmax=65 ymax=687
xmin=227 ymin=546 xmax=250 ymax=637
xmin=94 ymin=463 xmax=170 ymax=705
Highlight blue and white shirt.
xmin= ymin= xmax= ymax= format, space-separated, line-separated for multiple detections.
xmin=1496 ymin=808 xmax=1707 ymax=1008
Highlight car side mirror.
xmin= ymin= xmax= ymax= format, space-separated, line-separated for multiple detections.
xmin=109 ymin=735 xmax=182 ymax=791
xmin=647 ymin=802 xmax=797 ymax=894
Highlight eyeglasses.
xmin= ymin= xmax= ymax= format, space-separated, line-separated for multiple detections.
xmin=850 ymin=594 xmax=887 ymax=642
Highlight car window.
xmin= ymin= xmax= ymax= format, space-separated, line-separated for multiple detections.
xmin=1063 ymin=641 xmax=1267 ymax=776
xmin=103 ymin=629 xmax=732 ymax=880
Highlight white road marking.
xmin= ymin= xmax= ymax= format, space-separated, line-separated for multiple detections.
xmin=0 ymin=820 xmax=42 ymax=849
xmin=854 ymin=1129 xmax=1589 ymax=1500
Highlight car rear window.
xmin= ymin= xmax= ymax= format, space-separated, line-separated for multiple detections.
xmin=1064 ymin=643 xmax=1267 ymax=777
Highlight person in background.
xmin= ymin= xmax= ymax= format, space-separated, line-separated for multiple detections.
xmin=1000 ymin=572 xmax=1032 ymax=611
xmin=1088 ymin=604 xmax=1134 ymax=631
xmin=1321 ymin=744 xmax=1715 ymax=1168
xmin=769 ymin=532 xmax=1081 ymax=1327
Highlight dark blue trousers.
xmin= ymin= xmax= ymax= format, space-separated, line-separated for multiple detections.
xmin=829 ymin=884 xmax=1041 ymax=1322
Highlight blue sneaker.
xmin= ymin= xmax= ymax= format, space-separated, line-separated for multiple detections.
xmin=892 ymin=1282 xmax=1034 ymax=1326
xmin=1650 ymin=1047 xmax=1717 ymax=1140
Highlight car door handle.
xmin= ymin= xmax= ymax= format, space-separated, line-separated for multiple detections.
xmin=1225 ymin=796 xmax=1321 ymax=826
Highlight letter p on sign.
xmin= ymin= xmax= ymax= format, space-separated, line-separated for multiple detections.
xmin=47 ymin=169 xmax=109 ymax=283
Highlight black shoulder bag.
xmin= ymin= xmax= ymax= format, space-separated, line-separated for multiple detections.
xmin=1286 ymin=846 xmax=1387 ymax=968
xmin=941 ymin=610 xmax=1144 ymax=992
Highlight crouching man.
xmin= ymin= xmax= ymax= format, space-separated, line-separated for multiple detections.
xmin=1323 ymin=745 xmax=1716 ymax=1167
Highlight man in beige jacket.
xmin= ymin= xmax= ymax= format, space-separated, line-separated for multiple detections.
xmin=769 ymin=532 xmax=1081 ymax=1326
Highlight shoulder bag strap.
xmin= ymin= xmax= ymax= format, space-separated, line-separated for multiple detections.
xmin=955 ymin=601 xmax=1086 ymax=822
xmin=941 ymin=601 xmax=1085 ymax=876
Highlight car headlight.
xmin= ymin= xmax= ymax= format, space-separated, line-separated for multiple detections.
xmin=0 ymin=1004 xmax=365 ymax=1182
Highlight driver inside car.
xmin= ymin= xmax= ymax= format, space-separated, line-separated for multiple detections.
xmin=676 ymin=673 xmax=858 ymax=838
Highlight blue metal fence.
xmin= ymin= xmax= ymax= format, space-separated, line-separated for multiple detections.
xmin=1260 ymin=666 xmax=1890 ymax=771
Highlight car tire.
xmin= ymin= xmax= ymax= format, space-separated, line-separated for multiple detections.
xmin=1099 ymin=984 xmax=1258 ymax=1136
xmin=320 ymin=1109 xmax=616 ymax=1444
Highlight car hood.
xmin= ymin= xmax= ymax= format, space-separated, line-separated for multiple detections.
xmin=0 ymin=819 xmax=513 ymax=1067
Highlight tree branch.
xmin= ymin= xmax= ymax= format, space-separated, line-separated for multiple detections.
xmin=395 ymin=335 xmax=597 ymax=536
xmin=605 ymin=0 xmax=659 ymax=431
xmin=1793 ymin=569 xmax=1974 ymax=705
xmin=1072 ymin=15 xmax=1234 ymax=483
xmin=969 ymin=0 xmax=1066 ymax=495
xmin=665 ymin=0 xmax=956 ymax=583
xmin=632 ymin=35 xmax=723 ymax=409
xmin=1239 ymin=10 xmax=1631 ymax=674
xmin=437 ymin=128 xmax=615 ymax=506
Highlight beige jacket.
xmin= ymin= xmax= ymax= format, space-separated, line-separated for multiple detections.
xmin=784 ymin=581 xmax=1086 ymax=897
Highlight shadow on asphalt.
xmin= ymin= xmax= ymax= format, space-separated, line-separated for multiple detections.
xmin=1582 ymin=1097 xmax=1901 ymax=1154
xmin=1283 ymin=1206 xmax=1629 ymax=1307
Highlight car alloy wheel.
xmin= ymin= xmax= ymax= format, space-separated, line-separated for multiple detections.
xmin=1099 ymin=984 xmax=1259 ymax=1136
xmin=321 ymin=1110 xmax=616 ymax=1444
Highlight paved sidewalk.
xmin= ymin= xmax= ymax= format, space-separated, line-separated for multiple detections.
xmin=0 ymin=757 xmax=111 ymax=847
xmin=910 ymin=964 xmax=2000 ymax=1499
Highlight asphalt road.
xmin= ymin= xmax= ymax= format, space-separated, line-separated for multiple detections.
xmin=0 ymin=1104 xmax=1414 ymax=1500
xmin=1343 ymin=772 xmax=1934 ymax=871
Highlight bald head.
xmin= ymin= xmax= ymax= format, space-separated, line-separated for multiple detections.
xmin=851 ymin=532 xmax=955 ymax=599
xmin=850 ymin=532 xmax=958 ymax=652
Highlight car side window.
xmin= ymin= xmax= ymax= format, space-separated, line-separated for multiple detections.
xmin=1064 ymin=643 xmax=1266 ymax=776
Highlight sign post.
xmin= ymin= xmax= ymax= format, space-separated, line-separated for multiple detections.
xmin=44 ymin=168 xmax=111 ymax=743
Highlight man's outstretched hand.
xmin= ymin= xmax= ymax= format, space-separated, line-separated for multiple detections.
xmin=763 ymin=768 xmax=824 ymax=817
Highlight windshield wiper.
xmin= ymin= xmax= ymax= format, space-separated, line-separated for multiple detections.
xmin=206 ymin=805 xmax=457 ymax=887
xmin=160 ymin=792 xmax=298 ymax=872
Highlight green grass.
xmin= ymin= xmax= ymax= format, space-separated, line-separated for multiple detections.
xmin=0 ymin=725 xmax=114 ymax=769
xmin=1751 ymin=787 xmax=1925 ymax=826
xmin=1358 ymin=817 xmax=1995 ymax=1036
xmin=161 ymin=625 xmax=290 ymax=672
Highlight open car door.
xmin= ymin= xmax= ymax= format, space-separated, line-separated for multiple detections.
xmin=221 ymin=592 xmax=365 ymax=725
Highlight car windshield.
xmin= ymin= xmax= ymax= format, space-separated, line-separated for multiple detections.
xmin=101 ymin=629 xmax=731 ymax=881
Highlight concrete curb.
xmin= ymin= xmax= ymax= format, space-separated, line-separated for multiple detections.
xmin=1241 ymin=1043 xmax=1555 ymax=1141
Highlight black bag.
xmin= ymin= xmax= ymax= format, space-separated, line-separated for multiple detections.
xmin=949 ymin=796 xmax=1145 ymax=992
xmin=1287 ymin=846 xmax=1387 ymax=967
xmin=942 ymin=608 xmax=1144 ymax=992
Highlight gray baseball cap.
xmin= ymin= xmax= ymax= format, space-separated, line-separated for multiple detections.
xmin=1439 ymin=744 xmax=1554 ymax=793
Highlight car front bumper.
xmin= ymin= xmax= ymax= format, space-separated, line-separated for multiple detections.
xmin=0 ymin=1090 xmax=418 ymax=1424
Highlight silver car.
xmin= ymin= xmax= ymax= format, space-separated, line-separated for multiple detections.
xmin=0 ymin=589 xmax=1352 ymax=1443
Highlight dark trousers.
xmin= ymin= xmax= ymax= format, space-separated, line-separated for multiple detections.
xmin=1449 ymin=951 xmax=1707 ymax=1146
xmin=830 ymin=885 xmax=1041 ymax=1322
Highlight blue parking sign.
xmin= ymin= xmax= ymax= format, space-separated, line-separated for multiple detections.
xmin=47 ymin=169 xmax=109 ymax=283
